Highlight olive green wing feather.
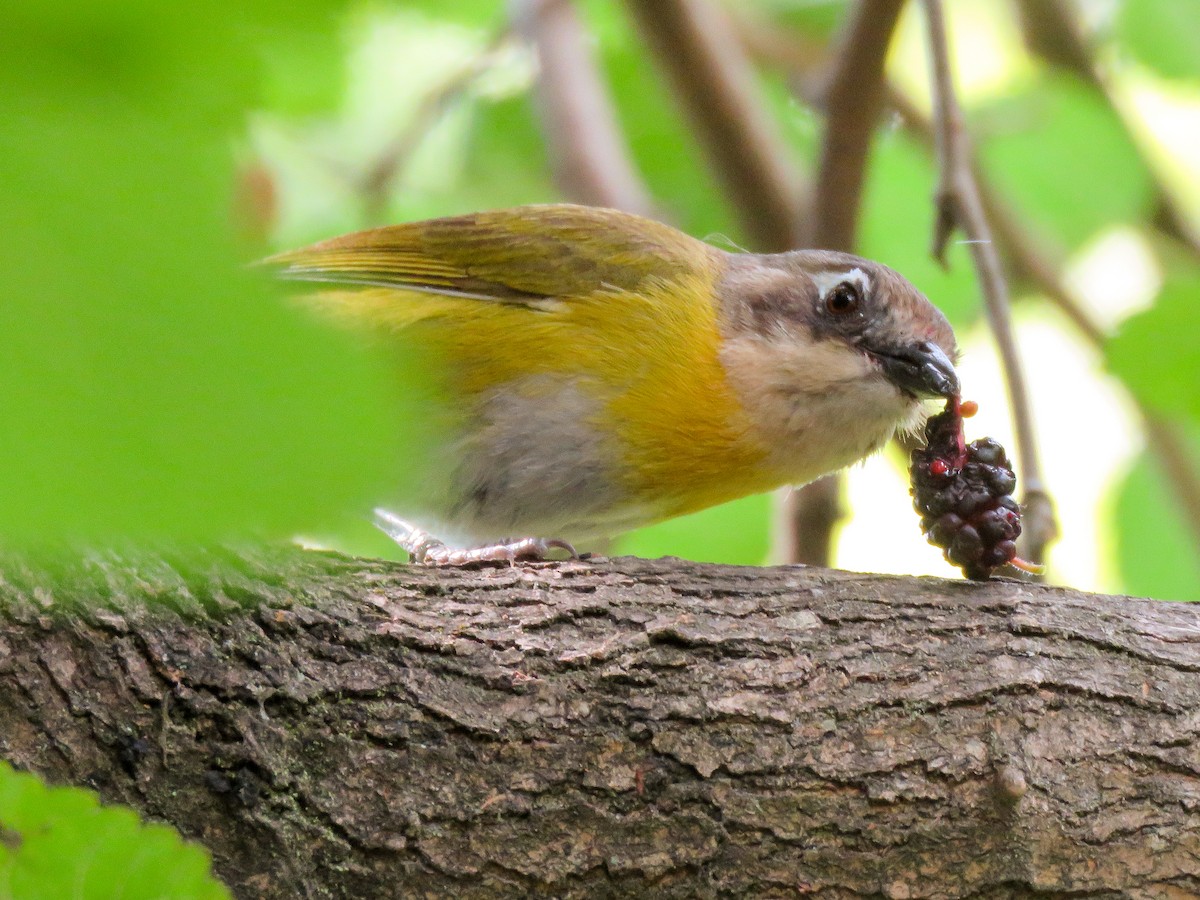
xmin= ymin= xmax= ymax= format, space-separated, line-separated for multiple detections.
xmin=267 ymin=204 xmax=720 ymax=304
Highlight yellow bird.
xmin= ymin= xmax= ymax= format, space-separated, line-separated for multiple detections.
xmin=270 ymin=204 xmax=959 ymax=564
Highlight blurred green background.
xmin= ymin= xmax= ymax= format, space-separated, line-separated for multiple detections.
xmin=2 ymin=0 xmax=1198 ymax=600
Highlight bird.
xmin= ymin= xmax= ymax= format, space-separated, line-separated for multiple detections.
xmin=268 ymin=204 xmax=959 ymax=564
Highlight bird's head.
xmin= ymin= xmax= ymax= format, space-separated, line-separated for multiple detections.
xmin=716 ymin=249 xmax=959 ymax=478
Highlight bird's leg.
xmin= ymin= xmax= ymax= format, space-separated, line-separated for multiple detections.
xmin=372 ymin=509 xmax=578 ymax=566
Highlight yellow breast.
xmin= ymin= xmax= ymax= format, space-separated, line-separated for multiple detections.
xmin=318 ymin=271 xmax=786 ymax=528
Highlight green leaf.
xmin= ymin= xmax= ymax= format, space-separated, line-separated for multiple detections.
xmin=1106 ymin=278 xmax=1200 ymax=425
xmin=753 ymin=0 xmax=850 ymax=38
xmin=975 ymin=74 xmax=1153 ymax=253
xmin=377 ymin=0 xmax=504 ymax=29
xmin=455 ymin=94 xmax=558 ymax=211
xmin=615 ymin=493 xmax=771 ymax=565
xmin=1116 ymin=0 xmax=1200 ymax=82
xmin=255 ymin=13 xmax=348 ymax=117
xmin=859 ymin=132 xmax=980 ymax=328
xmin=0 ymin=763 xmax=228 ymax=899
xmin=1112 ymin=438 xmax=1200 ymax=602
xmin=0 ymin=2 xmax=406 ymax=544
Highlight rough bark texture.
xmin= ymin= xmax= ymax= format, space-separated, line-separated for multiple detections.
xmin=1 ymin=548 xmax=1198 ymax=898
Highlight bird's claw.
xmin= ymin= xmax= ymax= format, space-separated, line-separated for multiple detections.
xmin=373 ymin=509 xmax=578 ymax=566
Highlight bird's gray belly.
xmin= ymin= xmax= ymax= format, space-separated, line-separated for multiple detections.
xmin=440 ymin=378 xmax=637 ymax=542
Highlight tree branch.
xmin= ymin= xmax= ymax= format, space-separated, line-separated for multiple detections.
xmin=781 ymin=0 xmax=907 ymax=567
xmin=623 ymin=0 xmax=805 ymax=251
xmin=808 ymin=0 xmax=906 ymax=251
xmin=513 ymin=0 xmax=658 ymax=217
xmin=888 ymin=88 xmax=1200 ymax=564
xmin=736 ymin=4 xmax=1200 ymax=566
xmin=3 ymin=547 xmax=1199 ymax=897
xmin=885 ymin=87 xmax=1109 ymax=345
xmin=923 ymin=0 xmax=1057 ymax=566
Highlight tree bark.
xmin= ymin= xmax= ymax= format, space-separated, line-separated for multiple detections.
xmin=1 ymin=547 xmax=1198 ymax=898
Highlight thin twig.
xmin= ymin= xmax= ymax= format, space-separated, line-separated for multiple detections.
xmin=783 ymin=0 xmax=906 ymax=567
xmin=884 ymin=88 xmax=1109 ymax=346
xmin=889 ymin=89 xmax=1200 ymax=563
xmin=736 ymin=6 xmax=1200 ymax=565
xmin=513 ymin=0 xmax=658 ymax=217
xmin=623 ymin=0 xmax=805 ymax=251
xmin=923 ymin=0 xmax=1056 ymax=565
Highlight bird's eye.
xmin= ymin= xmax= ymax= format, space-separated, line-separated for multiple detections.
xmin=825 ymin=282 xmax=861 ymax=316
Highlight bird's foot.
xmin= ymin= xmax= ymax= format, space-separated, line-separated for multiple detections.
xmin=373 ymin=508 xmax=578 ymax=566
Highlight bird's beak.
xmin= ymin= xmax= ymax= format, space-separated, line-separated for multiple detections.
xmin=870 ymin=340 xmax=960 ymax=399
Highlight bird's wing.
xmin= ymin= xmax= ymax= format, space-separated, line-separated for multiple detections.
xmin=266 ymin=204 xmax=720 ymax=304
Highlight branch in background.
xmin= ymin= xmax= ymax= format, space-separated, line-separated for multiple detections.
xmin=887 ymin=91 xmax=1200 ymax=565
xmin=782 ymin=0 xmax=907 ymax=567
xmin=923 ymin=0 xmax=1057 ymax=566
xmin=513 ymin=0 xmax=658 ymax=217
xmin=737 ymin=5 xmax=1200 ymax=565
xmin=1011 ymin=0 xmax=1102 ymax=90
xmin=884 ymin=88 xmax=1109 ymax=346
xmin=1013 ymin=0 xmax=1200 ymax=258
xmin=623 ymin=0 xmax=805 ymax=251
xmin=809 ymin=0 xmax=906 ymax=250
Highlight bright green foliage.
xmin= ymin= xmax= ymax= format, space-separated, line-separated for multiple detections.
xmin=4 ymin=1 xmax=1199 ymax=590
xmin=1114 ymin=438 xmax=1200 ymax=602
xmin=456 ymin=95 xmax=558 ymax=213
xmin=0 ymin=2 xmax=408 ymax=544
xmin=860 ymin=133 xmax=980 ymax=329
xmin=1107 ymin=280 xmax=1200 ymax=600
xmin=1117 ymin=0 xmax=1200 ymax=82
xmin=617 ymin=493 xmax=771 ymax=565
xmin=976 ymin=74 xmax=1153 ymax=253
xmin=382 ymin=0 xmax=505 ymax=29
xmin=753 ymin=0 xmax=849 ymax=38
xmin=1107 ymin=278 xmax=1200 ymax=426
xmin=256 ymin=14 xmax=349 ymax=117
xmin=0 ymin=763 xmax=228 ymax=899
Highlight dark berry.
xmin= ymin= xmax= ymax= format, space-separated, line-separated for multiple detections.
xmin=975 ymin=509 xmax=1010 ymax=543
xmin=909 ymin=398 xmax=1023 ymax=580
xmin=969 ymin=438 xmax=1005 ymax=465
xmin=950 ymin=525 xmax=982 ymax=561
xmin=929 ymin=513 xmax=963 ymax=544
xmin=993 ymin=540 xmax=1018 ymax=563
xmin=956 ymin=486 xmax=994 ymax=517
xmin=916 ymin=490 xmax=954 ymax=518
xmin=987 ymin=468 xmax=1017 ymax=495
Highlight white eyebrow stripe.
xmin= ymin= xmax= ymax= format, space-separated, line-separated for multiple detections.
xmin=812 ymin=267 xmax=871 ymax=298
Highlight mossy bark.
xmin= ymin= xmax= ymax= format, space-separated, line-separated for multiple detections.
xmin=1 ymin=548 xmax=1198 ymax=898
